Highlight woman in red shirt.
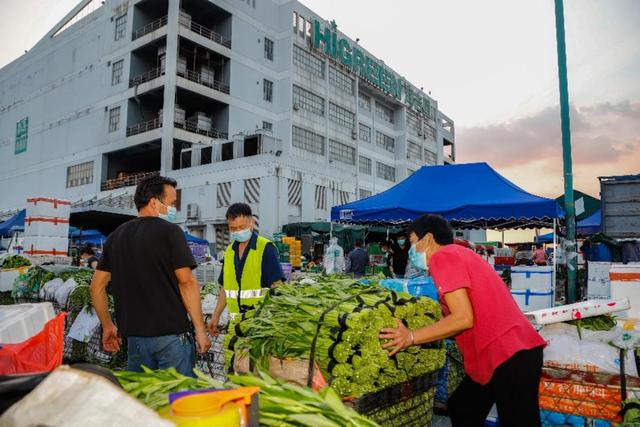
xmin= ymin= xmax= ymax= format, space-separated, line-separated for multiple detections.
xmin=380 ymin=215 xmax=546 ymax=427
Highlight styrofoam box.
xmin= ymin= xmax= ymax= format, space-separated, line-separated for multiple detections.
xmin=24 ymin=217 xmax=70 ymax=238
xmin=589 ymin=262 xmax=612 ymax=282
xmin=0 ymin=266 xmax=30 ymax=292
xmin=23 ymin=236 xmax=69 ymax=256
xmin=511 ymin=288 xmax=554 ymax=312
xmin=525 ymin=298 xmax=630 ymax=325
xmin=610 ymin=263 xmax=640 ymax=318
xmin=0 ymin=302 xmax=55 ymax=343
xmin=510 ymin=266 xmax=554 ymax=291
xmin=26 ymin=197 xmax=71 ymax=219
xmin=587 ymin=278 xmax=611 ymax=299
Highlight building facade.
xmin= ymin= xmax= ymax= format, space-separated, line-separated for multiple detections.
xmin=0 ymin=0 xmax=456 ymax=250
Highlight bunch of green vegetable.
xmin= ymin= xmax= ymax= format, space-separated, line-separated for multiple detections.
xmin=200 ymin=282 xmax=219 ymax=298
xmin=1 ymin=255 xmax=30 ymax=269
xmin=59 ymin=269 xmax=94 ymax=287
xmin=226 ymin=277 xmax=445 ymax=398
xmin=566 ymin=314 xmax=617 ymax=339
xmin=114 ymin=367 xmax=379 ymax=427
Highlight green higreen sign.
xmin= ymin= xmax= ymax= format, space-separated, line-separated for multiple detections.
xmin=313 ymin=20 xmax=433 ymax=118
xmin=15 ymin=117 xmax=28 ymax=154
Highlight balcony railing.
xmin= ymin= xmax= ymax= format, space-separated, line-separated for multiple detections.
xmin=177 ymin=69 xmax=230 ymax=94
xmin=126 ymin=117 xmax=162 ymax=137
xmin=129 ymin=67 xmax=163 ymax=88
xmin=132 ymin=15 xmax=168 ymax=40
xmin=175 ymin=120 xmax=228 ymax=139
xmin=181 ymin=20 xmax=231 ymax=49
xmin=101 ymin=171 xmax=159 ymax=191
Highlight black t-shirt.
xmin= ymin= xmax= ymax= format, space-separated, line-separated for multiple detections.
xmin=97 ymin=217 xmax=197 ymax=337
xmin=87 ymin=256 xmax=100 ymax=268
xmin=390 ymin=244 xmax=409 ymax=275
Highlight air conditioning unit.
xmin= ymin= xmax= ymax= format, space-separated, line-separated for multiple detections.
xmin=187 ymin=203 xmax=200 ymax=220
xmin=293 ymin=103 xmax=300 ymax=111
xmin=351 ymin=129 xmax=357 ymax=140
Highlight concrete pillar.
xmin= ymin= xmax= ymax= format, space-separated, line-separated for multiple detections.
xmin=160 ymin=0 xmax=180 ymax=174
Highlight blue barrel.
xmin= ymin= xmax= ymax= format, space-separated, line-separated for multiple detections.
xmin=589 ymin=243 xmax=613 ymax=262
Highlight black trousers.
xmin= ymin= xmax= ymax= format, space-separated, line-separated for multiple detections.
xmin=447 ymin=346 xmax=543 ymax=427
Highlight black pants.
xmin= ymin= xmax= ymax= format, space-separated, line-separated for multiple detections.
xmin=448 ymin=346 xmax=543 ymax=427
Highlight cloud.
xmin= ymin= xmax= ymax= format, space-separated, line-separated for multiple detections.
xmin=456 ymin=100 xmax=640 ymax=197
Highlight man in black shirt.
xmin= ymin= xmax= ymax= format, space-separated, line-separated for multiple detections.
xmin=389 ymin=232 xmax=410 ymax=278
xmin=346 ymin=239 xmax=369 ymax=278
xmin=90 ymin=175 xmax=210 ymax=377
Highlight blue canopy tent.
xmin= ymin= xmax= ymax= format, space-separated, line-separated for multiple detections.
xmin=184 ymin=232 xmax=208 ymax=245
xmin=70 ymin=229 xmax=107 ymax=246
xmin=535 ymin=208 xmax=601 ymax=243
xmin=0 ymin=210 xmax=26 ymax=237
xmin=331 ymin=163 xmax=564 ymax=229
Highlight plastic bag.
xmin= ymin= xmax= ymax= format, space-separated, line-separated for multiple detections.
xmin=0 ymin=312 xmax=67 ymax=375
xmin=541 ymin=323 xmax=638 ymax=376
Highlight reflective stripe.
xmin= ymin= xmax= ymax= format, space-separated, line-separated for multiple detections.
xmin=225 ymin=288 xmax=269 ymax=299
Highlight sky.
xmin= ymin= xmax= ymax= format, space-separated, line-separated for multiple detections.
xmin=0 ymin=1 xmax=638 ymax=204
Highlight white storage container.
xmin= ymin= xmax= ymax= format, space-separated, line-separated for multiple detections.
xmin=525 ymin=298 xmax=631 ymax=325
xmin=0 ymin=302 xmax=56 ymax=343
xmin=24 ymin=217 xmax=70 ymax=238
xmin=510 ymin=266 xmax=554 ymax=291
xmin=0 ymin=266 xmax=30 ymax=292
xmin=23 ymin=236 xmax=69 ymax=256
xmin=511 ymin=288 xmax=554 ymax=312
xmin=610 ymin=263 xmax=640 ymax=318
xmin=26 ymin=197 xmax=71 ymax=219
xmin=587 ymin=261 xmax=612 ymax=299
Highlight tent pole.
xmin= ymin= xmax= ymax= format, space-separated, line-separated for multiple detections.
xmin=553 ymin=219 xmax=557 ymax=306
xmin=386 ymin=227 xmax=390 ymax=240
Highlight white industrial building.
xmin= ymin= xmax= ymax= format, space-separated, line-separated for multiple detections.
xmin=0 ymin=0 xmax=457 ymax=250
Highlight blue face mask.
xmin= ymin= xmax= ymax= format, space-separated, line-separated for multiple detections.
xmin=158 ymin=201 xmax=177 ymax=223
xmin=397 ymin=239 xmax=406 ymax=246
xmin=231 ymin=228 xmax=252 ymax=243
xmin=408 ymin=245 xmax=427 ymax=270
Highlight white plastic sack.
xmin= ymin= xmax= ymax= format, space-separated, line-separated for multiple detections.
xmin=540 ymin=323 xmax=638 ymax=376
xmin=39 ymin=277 xmax=63 ymax=300
xmin=67 ymin=308 xmax=100 ymax=342
xmin=0 ymin=366 xmax=173 ymax=427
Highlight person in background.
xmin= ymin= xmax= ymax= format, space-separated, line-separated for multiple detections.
xmin=346 ymin=239 xmax=369 ymax=278
xmin=209 ymin=203 xmax=285 ymax=335
xmin=80 ymin=246 xmax=99 ymax=270
xmin=389 ymin=232 xmax=410 ymax=278
xmin=380 ymin=240 xmax=393 ymax=277
xmin=533 ymin=244 xmax=547 ymax=266
xmin=90 ymin=175 xmax=210 ymax=377
xmin=380 ymin=215 xmax=545 ymax=427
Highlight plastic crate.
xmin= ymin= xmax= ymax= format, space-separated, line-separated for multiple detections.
xmin=349 ymin=372 xmax=438 ymax=427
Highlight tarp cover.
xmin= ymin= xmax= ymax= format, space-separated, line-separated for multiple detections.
xmin=0 ymin=210 xmax=25 ymax=237
xmin=331 ymin=163 xmax=563 ymax=229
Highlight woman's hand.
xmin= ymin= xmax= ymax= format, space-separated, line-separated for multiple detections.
xmin=379 ymin=318 xmax=413 ymax=356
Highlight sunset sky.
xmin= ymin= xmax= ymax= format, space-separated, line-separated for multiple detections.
xmin=1 ymin=0 xmax=638 ymax=205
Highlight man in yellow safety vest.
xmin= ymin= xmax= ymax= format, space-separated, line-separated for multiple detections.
xmin=208 ymin=203 xmax=285 ymax=335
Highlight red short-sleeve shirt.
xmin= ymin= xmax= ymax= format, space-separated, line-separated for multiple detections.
xmin=430 ymin=244 xmax=546 ymax=385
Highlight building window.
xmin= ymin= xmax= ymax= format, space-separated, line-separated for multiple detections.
xmin=114 ymin=14 xmax=127 ymax=41
xmin=329 ymin=139 xmax=356 ymax=165
xmin=377 ymin=162 xmax=396 ymax=182
xmin=111 ymin=59 xmax=123 ymax=86
xmin=328 ymin=102 xmax=355 ymax=129
xmin=108 ymin=106 xmax=120 ymax=132
xmin=407 ymin=110 xmax=421 ymax=135
xmin=292 ymin=12 xmax=297 ymax=34
xmin=329 ymin=66 xmax=354 ymax=94
xmin=263 ymin=79 xmax=273 ymax=102
xmin=424 ymin=123 xmax=436 ymax=140
xmin=264 ymin=37 xmax=274 ymax=61
xmin=359 ymin=188 xmax=372 ymax=199
xmin=424 ymin=148 xmax=438 ymax=165
xmin=359 ymin=155 xmax=372 ymax=175
xmin=375 ymin=101 xmax=394 ymax=124
xmin=262 ymin=121 xmax=273 ymax=131
xmin=358 ymin=123 xmax=371 ymax=143
xmin=66 ymin=161 xmax=94 ymax=188
xmin=293 ymin=45 xmax=324 ymax=79
xmin=375 ymin=131 xmax=395 ymax=153
xmin=293 ymin=85 xmax=324 ymax=116
xmin=358 ymin=92 xmax=371 ymax=111
xmin=292 ymin=125 xmax=325 ymax=155
xmin=407 ymin=140 xmax=423 ymax=160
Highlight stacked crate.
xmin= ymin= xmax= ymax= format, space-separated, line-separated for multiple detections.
xmin=282 ymin=236 xmax=302 ymax=269
xmin=23 ymin=197 xmax=71 ymax=257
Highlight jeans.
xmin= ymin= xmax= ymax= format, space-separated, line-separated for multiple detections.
xmin=127 ymin=332 xmax=196 ymax=377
